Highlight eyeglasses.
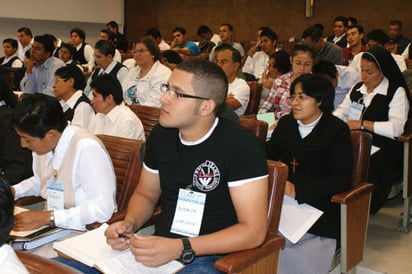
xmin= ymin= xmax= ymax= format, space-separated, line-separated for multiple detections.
xmin=133 ymin=48 xmax=149 ymax=54
xmin=161 ymin=83 xmax=209 ymax=100
xmin=286 ymin=93 xmax=312 ymax=103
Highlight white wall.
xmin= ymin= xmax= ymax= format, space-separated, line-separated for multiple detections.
xmin=0 ymin=0 xmax=124 ymax=49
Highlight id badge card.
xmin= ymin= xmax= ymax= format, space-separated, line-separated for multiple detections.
xmin=47 ymin=179 xmax=64 ymax=210
xmin=348 ymin=101 xmax=364 ymax=120
xmin=170 ymin=188 xmax=206 ymax=237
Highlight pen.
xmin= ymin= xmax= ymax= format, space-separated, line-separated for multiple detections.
xmin=119 ymin=234 xmax=130 ymax=239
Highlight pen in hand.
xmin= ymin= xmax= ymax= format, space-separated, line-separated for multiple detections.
xmin=119 ymin=234 xmax=130 ymax=239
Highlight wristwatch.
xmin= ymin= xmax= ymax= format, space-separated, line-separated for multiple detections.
xmin=50 ymin=211 xmax=55 ymax=227
xmin=180 ymin=238 xmax=195 ymax=264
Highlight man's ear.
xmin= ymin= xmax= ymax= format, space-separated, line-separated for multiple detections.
xmin=199 ymin=99 xmax=216 ymax=116
xmin=234 ymin=62 xmax=240 ymax=72
xmin=67 ymin=77 xmax=75 ymax=87
xmin=105 ymin=94 xmax=115 ymax=104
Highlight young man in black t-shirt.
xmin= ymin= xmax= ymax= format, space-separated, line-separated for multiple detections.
xmin=105 ymin=60 xmax=269 ymax=273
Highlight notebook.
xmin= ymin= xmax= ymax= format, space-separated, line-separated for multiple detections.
xmin=54 ymin=223 xmax=184 ymax=274
xmin=10 ymin=206 xmax=49 ymax=238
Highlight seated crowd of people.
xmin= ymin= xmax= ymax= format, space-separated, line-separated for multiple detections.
xmin=0 ymin=16 xmax=411 ymax=273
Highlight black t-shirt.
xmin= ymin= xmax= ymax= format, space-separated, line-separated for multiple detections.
xmin=144 ymin=118 xmax=268 ymax=238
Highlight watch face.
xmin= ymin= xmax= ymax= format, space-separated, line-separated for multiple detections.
xmin=181 ymin=250 xmax=195 ymax=264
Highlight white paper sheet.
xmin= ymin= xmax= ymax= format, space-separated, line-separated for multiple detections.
xmin=279 ymin=195 xmax=323 ymax=244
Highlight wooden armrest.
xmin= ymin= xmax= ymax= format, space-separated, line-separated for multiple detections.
xmin=398 ymin=131 xmax=412 ymax=143
xmin=331 ymin=183 xmax=374 ymax=204
xmin=214 ymin=235 xmax=285 ymax=273
xmin=16 ymin=250 xmax=82 ymax=273
xmin=240 ymin=114 xmax=257 ymax=119
xmin=15 ymin=196 xmax=45 ymax=206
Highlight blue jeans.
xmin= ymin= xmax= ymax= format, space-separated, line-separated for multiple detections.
xmin=53 ymin=257 xmax=100 ymax=274
xmin=177 ymin=255 xmax=223 ymax=274
xmin=53 ymin=255 xmax=223 ymax=274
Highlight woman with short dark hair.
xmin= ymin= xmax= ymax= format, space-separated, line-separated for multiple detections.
xmin=122 ymin=38 xmax=171 ymax=107
xmin=267 ymin=74 xmax=353 ymax=274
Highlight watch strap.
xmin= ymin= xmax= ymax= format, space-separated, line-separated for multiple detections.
xmin=180 ymin=237 xmax=195 ymax=264
xmin=181 ymin=237 xmax=191 ymax=250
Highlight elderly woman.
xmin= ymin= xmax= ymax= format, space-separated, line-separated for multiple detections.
xmin=122 ymin=38 xmax=171 ymax=107
xmin=334 ymin=46 xmax=410 ymax=213
xmin=267 ymin=74 xmax=353 ymax=274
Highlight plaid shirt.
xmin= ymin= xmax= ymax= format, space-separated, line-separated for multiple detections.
xmin=258 ymin=71 xmax=292 ymax=119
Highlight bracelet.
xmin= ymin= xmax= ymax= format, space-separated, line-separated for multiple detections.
xmin=50 ymin=211 xmax=55 ymax=227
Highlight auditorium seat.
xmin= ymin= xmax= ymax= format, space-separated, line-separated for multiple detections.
xmin=331 ymin=130 xmax=374 ymax=273
xmin=128 ymin=104 xmax=160 ymax=140
xmin=15 ymin=250 xmax=82 ymax=274
xmin=244 ymin=81 xmax=263 ymax=115
xmin=214 ymin=160 xmax=287 ymax=274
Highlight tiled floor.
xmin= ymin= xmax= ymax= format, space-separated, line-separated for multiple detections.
xmin=360 ymin=194 xmax=412 ymax=274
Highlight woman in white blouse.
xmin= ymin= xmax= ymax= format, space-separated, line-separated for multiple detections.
xmin=334 ymin=46 xmax=411 ymax=213
xmin=122 ymin=38 xmax=171 ymax=107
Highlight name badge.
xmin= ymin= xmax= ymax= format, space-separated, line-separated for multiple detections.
xmin=47 ymin=179 xmax=64 ymax=210
xmin=170 ymin=188 xmax=206 ymax=237
xmin=348 ymin=101 xmax=364 ymax=120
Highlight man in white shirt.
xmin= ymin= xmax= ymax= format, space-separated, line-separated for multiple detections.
xmin=70 ymin=28 xmax=94 ymax=71
xmin=312 ymin=60 xmax=360 ymax=108
xmin=349 ymin=29 xmax=407 ymax=73
xmin=92 ymin=29 xmax=122 ymax=63
xmin=53 ymin=65 xmax=94 ymax=129
xmin=215 ymin=44 xmax=250 ymax=116
xmin=209 ymin=23 xmax=245 ymax=62
xmin=197 ymin=25 xmax=221 ymax=58
xmin=16 ymin=27 xmax=33 ymax=61
xmin=242 ymin=28 xmax=278 ymax=80
xmin=0 ymin=176 xmax=28 ymax=273
xmin=145 ymin=27 xmax=171 ymax=51
xmin=88 ymin=74 xmax=145 ymax=141
xmin=1 ymin=38 xmax=24 ymax=68
xmin=19 ymin=35 xmax=66 ymax=96
xmin=84 ymin=40 xmax=128 ymax=97
xmin=197 ymin=25 xmax=221 ymax=45
xmin=12 ymin=93 xmax=117 ymax=257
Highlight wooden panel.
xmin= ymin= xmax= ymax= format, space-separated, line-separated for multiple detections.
xmin=125 ymin=1 xmax=412 ymax=48
xmin=125 ymin=0 xmax=159 ymax=41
